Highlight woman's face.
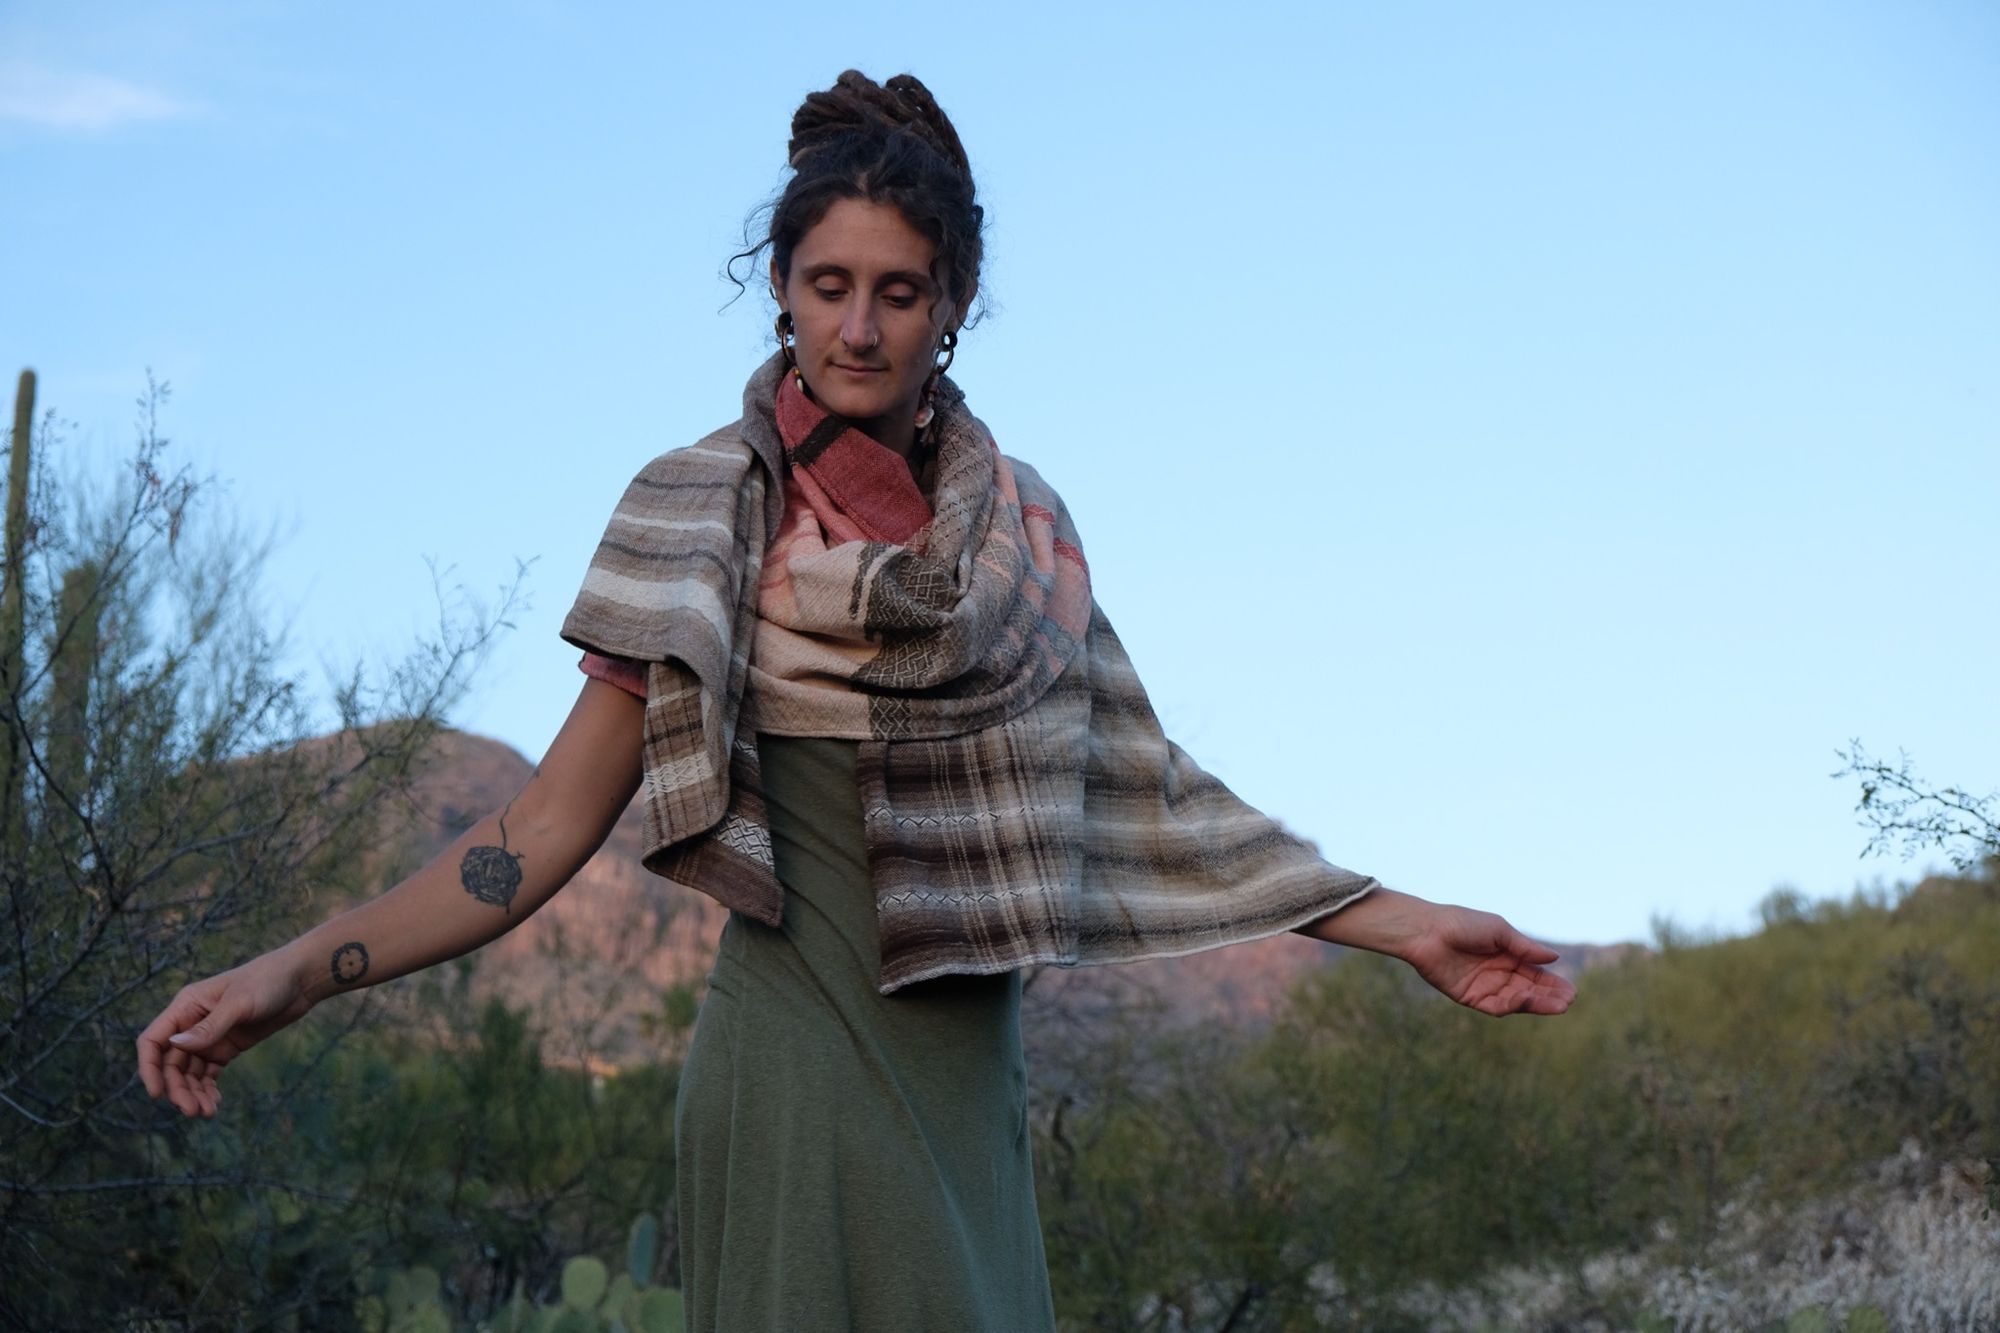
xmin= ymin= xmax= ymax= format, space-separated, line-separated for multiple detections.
xmin=773 ymin=197 xmax=965 ymax=456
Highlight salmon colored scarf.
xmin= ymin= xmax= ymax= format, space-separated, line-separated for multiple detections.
xmin=744 ymin=369 xmax=1092 ymax=741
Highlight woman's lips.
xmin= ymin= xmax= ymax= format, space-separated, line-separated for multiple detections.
xmin=832 ymin=363 xmax=885 ymax=375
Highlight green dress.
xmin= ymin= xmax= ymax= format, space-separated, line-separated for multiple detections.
xmin=673 ymin=734 xmax=1057 ymax=1332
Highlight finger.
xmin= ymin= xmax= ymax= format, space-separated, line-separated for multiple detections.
xmin=188 ymin=1053 xmax=221 ymax=1112
xmin=137 ymin=995 xmax=209 ymax=1097
xmin=1535 ymin=970 xmax=1578 ymax=1013
xmin=136 ymin=1030 xmax=163 ymax=1098
xmin=1470 ymin=964 xmax=1573 ymax=1017
xmin=167 ymin=1000 xmax=244 ymax=1059
xmin=164 ymin=1061 xmax=200 ymax=1118
xmin=164 ymin=1046 xmax=210 ymax=1119
xmin=1508 ymin=966 xmax=1576 ymax=1016
xmin=1501 ymin=925 xmax=1560 ymax=965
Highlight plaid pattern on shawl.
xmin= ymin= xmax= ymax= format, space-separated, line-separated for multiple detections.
xmin=561 ymin=352 xmax=1377 ymax=992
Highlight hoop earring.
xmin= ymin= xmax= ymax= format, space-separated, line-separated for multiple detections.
xmin=775 ymin=310 xmax=804 ymax=389
xmin=913 ymin=332 xmax=959 ymax=433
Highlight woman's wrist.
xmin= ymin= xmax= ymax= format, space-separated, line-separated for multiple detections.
xmin=1293 ymin=886 xmax=1437 ymax=960
xmin=276 ymin=932 xmax=336 ymax=1010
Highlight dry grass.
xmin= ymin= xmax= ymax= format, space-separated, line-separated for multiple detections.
xmin=1399 ymin=1144 xmax=1998 ymax=1332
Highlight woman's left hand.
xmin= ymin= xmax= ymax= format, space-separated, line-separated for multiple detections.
xmin=1398 ymin=904 xmax=1577 ymax=1016
xmin=1295 ymin=889 xmax=1577 ymax=1017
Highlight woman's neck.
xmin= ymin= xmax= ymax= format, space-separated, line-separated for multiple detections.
xmin=849 ymin=409 xmax=916 ymax=461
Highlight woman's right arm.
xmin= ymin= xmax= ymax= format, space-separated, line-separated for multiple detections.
xmin=136 ymin=676 xmax=645 ymax=1118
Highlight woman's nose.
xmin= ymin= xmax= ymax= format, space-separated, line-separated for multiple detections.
xmin=841 ymin=306 xmax=879 ymax=352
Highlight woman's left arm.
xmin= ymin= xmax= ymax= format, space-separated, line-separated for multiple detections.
xmin=1292 ymin=889 xmax=1577 ymax=1017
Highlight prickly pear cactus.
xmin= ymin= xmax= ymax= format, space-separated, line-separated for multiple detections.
xmin=356 ymin=1264 xmax=451 ymax=1333
xmin=1845 ymin=1306 xmax=1890 ymax=1333
xmin=370 ymin=1212 xmax=685 ymax=1332
xmin=560 ymin=1256 xmax=608 ymax=1313
xmin=626 ymin=1212 xmax=659 ymax=1287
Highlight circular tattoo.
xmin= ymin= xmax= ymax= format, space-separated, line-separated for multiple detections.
xmin=330 ymin=941 xmax=370 ymax=986
xmin=460 ymin=845 xmax=525 ymax=909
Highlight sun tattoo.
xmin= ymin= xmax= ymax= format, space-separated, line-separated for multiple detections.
xmin=460 ymin=801 xmax=526 ymax=912
xmin=331 ymin=941 xmax=370 ymax=986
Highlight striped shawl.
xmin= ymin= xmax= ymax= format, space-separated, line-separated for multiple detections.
xmin=560 ymin=352 xmax=1377 ymax=992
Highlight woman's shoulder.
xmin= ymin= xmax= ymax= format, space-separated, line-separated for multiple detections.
xmin=999 ymin=449 xmax=1047 ymax=485
xmin=995 ymin=451 xmax=1088 ymax=552
xmin=623 ymin=423 xmax=760 ymax=487
xmin=997 ymin=451 xmax=1069 ymax=514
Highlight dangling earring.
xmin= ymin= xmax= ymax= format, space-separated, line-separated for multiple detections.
xmin=913 ymin=330 xmax=958 ymax=431
xmin=775 ymin=310 xmax=804 ymax=390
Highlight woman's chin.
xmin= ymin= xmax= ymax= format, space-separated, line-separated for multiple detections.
xmin=808 ymin=384 xmax=898 ymax=426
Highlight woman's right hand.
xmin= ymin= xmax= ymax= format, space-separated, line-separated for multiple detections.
xmin=136 ymin=947 xmax=315 ymax=1119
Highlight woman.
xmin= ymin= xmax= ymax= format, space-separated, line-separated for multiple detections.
xmin=139 ymin=70 xmax=1575 ymax=1331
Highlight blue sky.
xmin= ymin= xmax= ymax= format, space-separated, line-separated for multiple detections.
xmin=4 ymin=1 xmax=1996 ymax=947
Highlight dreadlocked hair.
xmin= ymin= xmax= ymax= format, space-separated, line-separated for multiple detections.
xmin=729 ymin=70 xmax=987 ymax=326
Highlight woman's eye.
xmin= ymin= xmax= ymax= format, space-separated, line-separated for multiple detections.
xmin=813 ymin=287 xmax=845 ymax=301
xmin=884 ymin=294 xmax=917 ymax=309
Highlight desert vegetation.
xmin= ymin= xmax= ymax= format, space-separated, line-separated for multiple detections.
xmin=1028 ymin=867 xmax=1999 ymax=1330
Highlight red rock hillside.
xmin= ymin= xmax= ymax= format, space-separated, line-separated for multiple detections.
xmin=345 ymin=729 xmax=1631 ymax=1068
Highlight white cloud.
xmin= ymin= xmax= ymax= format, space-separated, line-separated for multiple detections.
xmin=0 ymin=63 xmax=196 ymax=131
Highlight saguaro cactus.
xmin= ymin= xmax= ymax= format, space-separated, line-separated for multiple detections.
xmin=3 ymin=367 xmax=36 ymax=853
xmin=47 ymin=559 xmax=102 ymax=817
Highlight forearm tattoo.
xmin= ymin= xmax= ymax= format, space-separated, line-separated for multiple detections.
xmin=460 ymin=799 xmax=526 ymax=912
xmin=331 ymin=941 xmax=370 ymax=986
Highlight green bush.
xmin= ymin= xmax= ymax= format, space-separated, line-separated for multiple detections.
xmin=1032 ymin=867 xmax=2000 ymax=1326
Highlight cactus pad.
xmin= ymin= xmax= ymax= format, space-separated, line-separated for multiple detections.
xmin=626 ymin=1213 xmax=659 ymax=1286
xmin=560 ymin=1256 xmax=608 ymax=1312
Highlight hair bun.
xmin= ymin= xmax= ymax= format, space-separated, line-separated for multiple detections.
xmin=788 ymin=69 xmax=971 ymax=182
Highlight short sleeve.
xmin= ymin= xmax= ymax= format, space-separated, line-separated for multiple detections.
xmin=579 ymin=650 xmax=647 ymax=700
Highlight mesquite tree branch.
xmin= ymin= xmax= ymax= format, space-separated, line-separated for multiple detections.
xmin=1836 ymin=740 xmax=2000 ymax=873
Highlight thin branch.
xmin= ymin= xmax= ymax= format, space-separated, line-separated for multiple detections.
xmin=1835 ymin=740 xmax=2000 ymax=872
xmin=0 ymin=1171 xmax=362 ymax=1205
